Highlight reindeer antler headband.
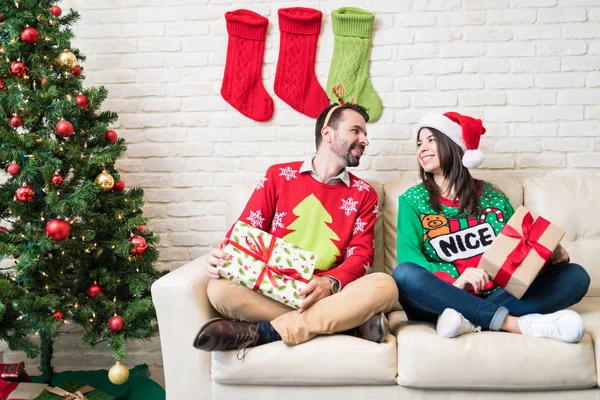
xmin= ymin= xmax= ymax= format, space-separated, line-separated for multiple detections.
xmin=323 ymin=83 xmax=357 ymax=127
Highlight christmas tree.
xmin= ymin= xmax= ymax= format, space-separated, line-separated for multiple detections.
xmin=284 ymin=194 xmax=341 ymax=270
xmin=0 ymin=1 xmax=163 ymax=384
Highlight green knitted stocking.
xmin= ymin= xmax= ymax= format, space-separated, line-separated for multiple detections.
xmin=326 ymin=7 xmax=382 ymax=122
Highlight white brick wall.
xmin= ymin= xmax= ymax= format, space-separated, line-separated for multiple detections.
xmin=5 ymin=0 xmax=600 ymax=378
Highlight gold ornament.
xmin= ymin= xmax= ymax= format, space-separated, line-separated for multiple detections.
xmin=58 ymin=49 xmax=77 ymax=69
xmin=94 ymin=171 xmax=114 ymax=191
xmin=108 ymin=361 xmax=129 ymax=385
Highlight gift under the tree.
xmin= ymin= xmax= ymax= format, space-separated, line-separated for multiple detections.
xmin=478 ymin=206 xmax=565 ymax=299
xmin=0 ymin=379 xmax=47 ymax=400
xmin=220 ymin=221 xmax=317 ymax=309
xmin=33 ymin=379 xmax=115 ymax=400
xmin=0 ymin=363 xmax=30 ymax=382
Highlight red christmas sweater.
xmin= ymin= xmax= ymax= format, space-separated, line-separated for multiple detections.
xmin=227 ymin=161 xmax=379 ymax=289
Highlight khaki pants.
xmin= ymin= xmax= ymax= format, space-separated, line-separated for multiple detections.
xmin=207 ymin=272 xmax=399 ymax=345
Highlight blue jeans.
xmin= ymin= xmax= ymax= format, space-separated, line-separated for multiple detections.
xmin=392 ymin=262 xmax=590 ymax=331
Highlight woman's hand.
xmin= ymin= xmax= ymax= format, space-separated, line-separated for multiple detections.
xmin=549 ymin=243 xmax=569 ymax=264
xmin=453 ymin=268 xmax=490 ymax=294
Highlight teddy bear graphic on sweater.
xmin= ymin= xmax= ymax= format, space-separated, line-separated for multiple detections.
xmin=421 ymin=213 xmax=451 ymax=242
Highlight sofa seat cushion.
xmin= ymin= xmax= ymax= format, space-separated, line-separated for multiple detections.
xmin=211 ymin=333 xmax=397 ymax=385
xmin=571 ymin=297 xmax=600 ymax=386
xmin=390 ymin=309 xmax=597 ymax=390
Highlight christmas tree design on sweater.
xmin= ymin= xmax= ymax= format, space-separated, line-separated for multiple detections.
xmin=397 ymin=181 xmax=515 ymax=295
xmin=228 ymin=161 xmax=378 ymax=288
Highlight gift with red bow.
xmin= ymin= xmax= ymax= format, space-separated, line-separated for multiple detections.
xmin=0 ymin=363 xmax=30 ymax=383
xmin=219 ymin=221 xmax=317 ymax=309
xmin=478 ymin=206 xmax=565 ymax=299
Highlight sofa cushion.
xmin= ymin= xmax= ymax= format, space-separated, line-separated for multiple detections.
xmin=211 ymin=333 xmax=397 ymax=385
xmin=571 ymin=297 xmax=600 ymax=386
xmin=522 ymin=177 xmax=600 ymax=296
xmin=390 ymin=309 xmax=596 ymax=390
xmin=226 ymin=179 xmax=387 ymax=274
xmin=382 ymin=178 xmax=524 ymax=275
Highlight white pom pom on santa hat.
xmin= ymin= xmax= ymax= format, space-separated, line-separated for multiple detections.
xmin=415 ymin=111 xmax=487 ymax=169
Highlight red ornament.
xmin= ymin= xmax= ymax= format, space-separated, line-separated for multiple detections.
xmin=51 ymin=173 xmax=63 ymax=186
xmin=71 ymin=65 xmax=81 ymax=76
xmin=130 ymin=235 xmax=147 ymax=256
xmin=16 ymin=185 xmax=34 ymax=203
xmin=0 ymin=79 xmax=6 ymax=90
xmin=0 ymin=226 xmax=8 ymax=233
xmin=105 ymin=130 xmax=117 ymax=143
xmin=113 ymin=180 xmax=125 ymax=191
xmin=45 ymin=218 xmax=70 ymax=241
xmin=41 ymin=78 xmax=47 ymax=85
xmin=87 ymin=284 xmax=103 ymax=298
xmin=136 ymin=225 xmax=145 ymax=233
xmin=52 ymin=311 xmax=63 ymax=321
xmin=50 ymin=5 xmax=62 ymax=17
xmin=108 ymin=315 xmax=125 ymax=332
xmin=21 ymin=27 xmax=39 ymax=44
xmin=76 ymin=95 xmax=88 ymax=109
xmin=55 ymin=120 xmax=74 ymax=137
xmin=10 ymin=61 xmax=27 ymax=78
xmin=7 ymin=163 xmax=21 ymax=175
xmin=10 ymin=116 xmax=22 ymax=128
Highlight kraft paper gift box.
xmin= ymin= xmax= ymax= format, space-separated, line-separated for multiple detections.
xmin=33 ymin=379 xmax=115 ymax=400
xmin=478 ymin=205 xmax=565 ymax=299
xmin=219 ymin=221 xmax=317 ymax=309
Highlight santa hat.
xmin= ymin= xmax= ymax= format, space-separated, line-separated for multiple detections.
xmin=415 ymin=112 xmax=486 ymax=168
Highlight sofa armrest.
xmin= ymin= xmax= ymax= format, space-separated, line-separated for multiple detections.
xmin=151 ymin=254 xmax=219 ymax=400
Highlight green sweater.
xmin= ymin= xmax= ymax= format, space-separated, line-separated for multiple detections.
xmin=396 ymin=181 xmax=515 ymax=294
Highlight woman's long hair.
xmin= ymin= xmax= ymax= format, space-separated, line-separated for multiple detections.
xmin=419 ymin=127 xmax=482 ymax=216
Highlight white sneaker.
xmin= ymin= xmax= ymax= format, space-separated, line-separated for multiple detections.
xmin=436 ymin=308 xmax=481 ymax=338
xmin=518 ymin=310 xmax=585 ymax=343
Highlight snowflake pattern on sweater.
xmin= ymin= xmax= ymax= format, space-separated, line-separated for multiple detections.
xmin=396 ymin=181 xmax=515 ymax=295
xmin=227 ymin=161 xmax=378 ymax=289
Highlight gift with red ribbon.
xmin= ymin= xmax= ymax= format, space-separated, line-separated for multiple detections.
xmin=219 ymin=221 xmax=317 ymax=309
xmin=478 ymin=206 xmax=565 ymax=299
xmin=0 ymin=364 xmax=30 ymax=383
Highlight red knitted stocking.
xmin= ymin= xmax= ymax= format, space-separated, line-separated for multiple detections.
xmin=221 ymin=10 xmax=274 ymax=122
xmin=274 ymin=8 xmax=329 ymax=119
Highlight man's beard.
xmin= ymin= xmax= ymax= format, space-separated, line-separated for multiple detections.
xmin=333 ymin=135 xmax=364 ymax=167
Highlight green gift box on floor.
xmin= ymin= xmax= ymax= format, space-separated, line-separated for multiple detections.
xmin=34 ymin=379 xmax=115 ymax=400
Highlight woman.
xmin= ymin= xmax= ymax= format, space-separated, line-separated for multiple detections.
xmin=392 ymin=112 xmax=590 ymax=342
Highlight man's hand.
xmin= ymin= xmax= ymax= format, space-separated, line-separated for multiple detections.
xmin=206 ymin=239 xmax=230 ymax=279
xmin=453 ymin=268 xmax=490 ymax=294
xmin=297 ymin=276 xmax=332 ymax=314
xmin=549 ymin=243 xmax=569 ymax=264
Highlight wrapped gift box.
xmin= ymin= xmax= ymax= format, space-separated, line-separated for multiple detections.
xmin=1 ymin=380 xmax=47 ymax=400
xmin=0 ymin=363 xmax=30 ymax=382
xmin=220 ymin=221 xmax=317 ymax=309
xmin=33 ymin=379 xmax=114 ymax=400
xmin=478 ymin=206 xmax=565 ymax=299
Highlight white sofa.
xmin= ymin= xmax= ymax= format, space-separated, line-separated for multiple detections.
xmin=151 ymin=177 xmax=600 ymax=400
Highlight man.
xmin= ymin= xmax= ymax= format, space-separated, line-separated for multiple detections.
xmin=193 ymin=102 xmax=398 ymax=352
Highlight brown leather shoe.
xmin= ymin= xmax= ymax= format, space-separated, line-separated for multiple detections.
xmin=193 ymin=318 xmax=259 ymax=352
xmin=353 ymin=312 xmax=387 ymax=343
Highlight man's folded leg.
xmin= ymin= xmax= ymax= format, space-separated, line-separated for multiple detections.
xmin=271 ymin=272 xmax=399 ymax=345
xmin=193 ymin=278 xmax=292 ymax=352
